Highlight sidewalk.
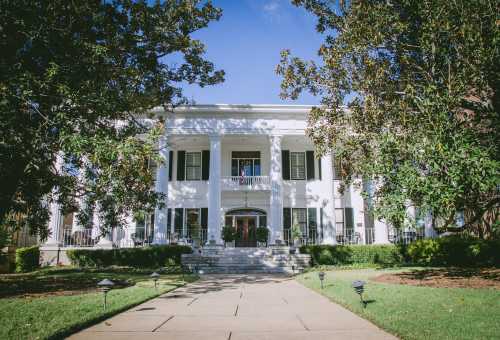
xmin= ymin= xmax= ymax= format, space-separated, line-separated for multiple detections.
xmin=69 ymin=275 xmax=397 ymax=340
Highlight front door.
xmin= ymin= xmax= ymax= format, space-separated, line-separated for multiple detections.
xmin=235 ymin=216 xmax=257 ymax=247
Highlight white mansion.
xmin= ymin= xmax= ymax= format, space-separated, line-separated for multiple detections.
xmin=43 ymin=104 xmax=436 ymax=254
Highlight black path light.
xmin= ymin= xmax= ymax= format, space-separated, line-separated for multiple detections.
xmin=291 ymin=264 xmax=296 ymax=275
xmin=151 ymin=272 xmax=160 ymax=290
xmin=318 ymin=271 xmax=326 ymax=289
xmin=352 ymin=280 xmax=366 ymax=308
xmin=97 ymin=279 xmax=115 ymax=311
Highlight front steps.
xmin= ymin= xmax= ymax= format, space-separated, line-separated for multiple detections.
xmin=181 ymin=246 xmax=311 ymax=274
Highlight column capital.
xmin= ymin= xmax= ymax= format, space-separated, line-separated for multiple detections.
xmin=208 ymin=133 xmax=222 ymax=141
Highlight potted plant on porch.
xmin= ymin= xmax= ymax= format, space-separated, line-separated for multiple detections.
xmin=290 ymin=223 xmax=302 ymax=254
xmin=221 ymin=225 xmax=235 ymax=247
xmin=190 ymin=222 xmax=202 ymax=248
xmin=256 ymin=227 xmax=269 ymax=247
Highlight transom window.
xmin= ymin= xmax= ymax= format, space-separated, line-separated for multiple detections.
xmin=290 ymin=152 xmax=306 ymax=180
xmin=185 ymin=152 xmax=201 ymax=180
xmin=231 ymin=151 xmax=261 ymax=176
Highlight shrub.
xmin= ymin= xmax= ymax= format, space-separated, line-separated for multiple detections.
xmin=256 ymin=227 xmax=269 ymax=244
xmin=300 ymin=244 xmax=403 ymax=266
xmin=67 ymin=245 xmax=192 ymax=268
xmin=15 ymin=246 xmax=40 ymax=272
xmin=407 ymin=236 xmax=500 ymax=267
xmin=221 ymin=226 xmax=235 ymax=243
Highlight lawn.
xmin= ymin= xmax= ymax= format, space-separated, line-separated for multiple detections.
xmin=298 ymin=268 xmax=500 ymax=340
xmin=0 ymin=267 xmax=196 ymax=340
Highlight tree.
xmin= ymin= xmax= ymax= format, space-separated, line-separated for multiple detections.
xmin=0 ymin=0 xmax=224 ymax=240
xmin=277 ymin=0 xmax=499 ymax=238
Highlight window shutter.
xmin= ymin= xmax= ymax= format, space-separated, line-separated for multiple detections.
xmin=307 ymin=208 xmax=317 ymax=229
xmin=167 ymin=208 xmax=172 ymax=229
xmin=201 ymin=208 xmax=208 ymax=228
xmin=177 ymin=151 xmax=185 ymax=181
xmin=283 ymin=208 xmax=291 ymax=229
xmin=202 ymin=150 xmax=210 ymax=180
xmin=282 ymin=150 xmax=290 ymax=180
xmin=168 ymin=151 xmax=173 ymax=181
xmin=174 ymin=208 xmax=184 ymax=235
xmin=306 ymin=151 xmax=315 ymax=180
xmin=320 ymin=208 xmax=324 ymax=240
xmin=345 ymin=207 xmax=354 ymax=231
xmin=318 ymin=157 xmax=322 ymax=180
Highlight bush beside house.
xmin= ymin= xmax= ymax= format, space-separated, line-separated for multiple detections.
xmin=67 ymin=245 xmax=192 ymax=268
xmin=301 ymin=236 xmax=500 ymax=267
xmin=15 ymin=246 xmax=40 ymax=272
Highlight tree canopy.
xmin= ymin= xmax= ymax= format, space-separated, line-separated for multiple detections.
xmin=0 ymin=0 xmax=224 ymax=243
xmin=277 ymin=0 xmax=499 ymax=238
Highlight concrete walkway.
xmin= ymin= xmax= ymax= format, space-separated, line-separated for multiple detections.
xmin=70 ymin=275 xmax=397 ymax=340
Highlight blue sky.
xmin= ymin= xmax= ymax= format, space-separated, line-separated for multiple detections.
xmin=180 ymin=0 xmax=323 ymax=105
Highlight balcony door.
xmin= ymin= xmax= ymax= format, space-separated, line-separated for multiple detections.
xmin=231 ymin=151 xmax=261 ymax=177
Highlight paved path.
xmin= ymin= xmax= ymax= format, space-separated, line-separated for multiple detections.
xmin=70 ymin=275 xmax=397 ymax=340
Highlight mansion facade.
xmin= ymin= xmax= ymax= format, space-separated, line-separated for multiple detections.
xmin=43 ymin=104 xmax=436 ymax=253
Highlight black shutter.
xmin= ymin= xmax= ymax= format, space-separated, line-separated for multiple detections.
xmin=318 ymin=157 xmax=322 ymax=180
xmin=282 ymin=150 xmax=290 ymax=180
xmin=201 ymin=208 xmax=208 ymax=228
xmin=202 ymin=150 xmax=210 ymax=180
xmin=345 ymin=207 xmax=354 ymax=231
xmin=320 ymin=208 xmax=324 ymax=240
xmin=174 ymin=208 xmax=184 ymax=235
xmin=306 ymin=151 xmax=315 ymax=180
xmin=167 ymin=208 xmax=172 ymax=229
xmin=177 ymin=151 xmax=185 ymax=181
xmin=168 ymin=151 xmax=174 ymax=181
xmin=283 ymin=208 xmax=291 ymax=229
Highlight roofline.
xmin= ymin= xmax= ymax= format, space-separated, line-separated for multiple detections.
xmin=149 ymin=104 xmax=317 ymax=115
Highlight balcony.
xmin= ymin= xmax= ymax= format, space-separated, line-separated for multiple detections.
xmin=221 ymin=176 xmax=271 ymax=191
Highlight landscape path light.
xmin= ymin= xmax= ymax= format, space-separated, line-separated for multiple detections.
xmin=352 ymin=280 xmax=366 ymax=308
xmin=97 ymin=279 xmax=115 ymax=311
xmin=318 ymin=271 xmax=326 ymax=289
xmin=151 ymin=272 xmax=160 ymax=290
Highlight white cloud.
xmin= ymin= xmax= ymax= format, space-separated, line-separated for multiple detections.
xmin=263 ymin=1 xmax=279 ymax=13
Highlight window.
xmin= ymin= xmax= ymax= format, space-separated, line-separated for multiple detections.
xmin=231 ymin=151 xmax=261 ymax=176
xmin=185 ymin=208 xmax=200 ymax=238
xmin=335 ymin=208 xmax=345 ymax=234
xmin=185 ymin=152 xmax=201 ymax=180
xmin=333 ymin=156 xmax=343 ymax=180
xmin=290 ymin=152 xmax=306 ymax=180
xmin=292 ymin=208 xmax=307 ymax=235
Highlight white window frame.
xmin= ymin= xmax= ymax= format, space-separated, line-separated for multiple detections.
xmin=185 ymin=152 xmax=202 ymax=181
xmin=290 ymin=152 xmax=306 ymax=180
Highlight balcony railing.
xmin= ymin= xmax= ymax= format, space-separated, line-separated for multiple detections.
xmin=62 ymin=229 xmax=100 ymax=247
xmin=221 ymin=176 xmax=271 ymax=191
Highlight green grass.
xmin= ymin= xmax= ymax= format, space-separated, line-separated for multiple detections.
xmin=0 ymin=267 xmax=196 ymax=340
xmin=298 ymin=268 xmax=500 ymax=340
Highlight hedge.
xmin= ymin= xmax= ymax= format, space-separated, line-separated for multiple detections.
xmin=406 ymin=236 xmax=500 ymax=267
xmin=67 ymin=245 xmax=192 ymax=268
xmin=15 ymin=246 xmax=40 ymax=272
xmin=300 ymin=236 xmax=500 ymax=267
xmin=300 ymin=244 xmax=403 ymax=266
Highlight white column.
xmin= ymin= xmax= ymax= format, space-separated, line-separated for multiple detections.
xmin=45 ymin=155 xmax=64 ymax=246
xmin=269 ymin=135 xmax=283 ymax=244
xmin=153 ymin=134 xmax=169 ymax=244
xmin=321 ymin=152 xmax=336 ymax=244
xmin=208 ymin=134 xmax=222 ymax=244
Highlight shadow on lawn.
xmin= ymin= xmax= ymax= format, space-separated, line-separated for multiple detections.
xmin=0 ymin=267 xmax=188 ymax=299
